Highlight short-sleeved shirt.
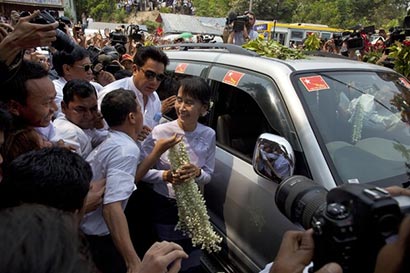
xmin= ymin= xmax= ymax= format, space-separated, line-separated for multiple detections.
xmin=80 ymin=130 xmax=140 ymax=236
xmin=98 ymin=76 xmax=162 ymax=129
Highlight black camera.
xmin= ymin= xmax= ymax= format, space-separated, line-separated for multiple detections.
xmin=109 ymin=30 xmax=127 ymax=46
xmin=343 ymin=31 xmax=364 ymax=50
xmin=226 ymin=12 xmax=249 ymax=32
xmin=275 ymin=175 xmax=410 ymax=273
xmin=25 ymin=10 xmax=76 ymax=52
xmin=126 ymin=24 xmax=144 ymax=43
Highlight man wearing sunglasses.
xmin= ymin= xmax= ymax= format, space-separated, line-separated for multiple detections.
xmin=98 ymin=46 xmax=169 ymax=142
xmin=52 ymin=45 xmax=104 ymax=117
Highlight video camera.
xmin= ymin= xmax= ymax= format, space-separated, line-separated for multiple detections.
xmin=384 ymin=15 xmax=410 ymax=47
xmin=126 ymin=24 xmax=144 ymax=43
xmin=275 ymin=175 xmax=410 ymax=273
xmin=20 ymin=10 xmax=76 ymax=52
xmin=226 ymin=12 xmax=249 ymax=32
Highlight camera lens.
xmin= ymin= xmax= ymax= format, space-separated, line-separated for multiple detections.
xmin=275 ymin=175 xmax=328 ymax=229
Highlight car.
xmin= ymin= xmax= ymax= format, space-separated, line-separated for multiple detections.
xmin=159 ymin=43 xmax=410 ymax=273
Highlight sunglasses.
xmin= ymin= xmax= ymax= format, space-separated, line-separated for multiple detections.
xmin=139 ymin=67 xmax=166 ymax=82
xmin=73 ymin=64 xmax=92 ymax=72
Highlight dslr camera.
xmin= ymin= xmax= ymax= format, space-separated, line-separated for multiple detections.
xmin=21 ymin=10 xmax=76 ymax=52
xmin=226 ymin=12 xmax=249 ymax=32
xmin=275 ymin=175 xmax=410 ymax=273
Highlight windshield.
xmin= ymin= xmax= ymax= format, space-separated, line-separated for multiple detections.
xmin=295 ymin=71 xmax=410 ymax=186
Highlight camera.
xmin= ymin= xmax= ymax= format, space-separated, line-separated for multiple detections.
xmin=109 ymin=30 xmax=127 ymax=46
xmin=275 ymin=175 xmax=410 ymax=273
xmin=126 ymin=24 xmax=144 ymax=43
xmin=24 ymin=10 xmax=76 ymax=52
xmin=226 ymin=12 xmax=249 ymax=32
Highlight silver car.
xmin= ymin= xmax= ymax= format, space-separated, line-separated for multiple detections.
xmin=162 ymin=45 xmax=410 ymax=273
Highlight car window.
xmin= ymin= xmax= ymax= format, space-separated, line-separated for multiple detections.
xmin=294 ymin=71 xmax=410 ymax=186
xmin=207 ymin=66 xmax=279 ymax=161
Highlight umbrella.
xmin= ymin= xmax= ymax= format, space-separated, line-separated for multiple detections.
xmin=179 ymin=32 xmax=193 ymax=39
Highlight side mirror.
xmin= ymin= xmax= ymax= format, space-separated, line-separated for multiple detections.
xmin=252 ymin=133 xmax=295 ymax=183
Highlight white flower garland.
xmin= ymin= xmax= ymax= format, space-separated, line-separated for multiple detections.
xmin=352 ymin=101 xmax=364 ymax=143
xmin=168 ymin=141 xmax=222 ymax=253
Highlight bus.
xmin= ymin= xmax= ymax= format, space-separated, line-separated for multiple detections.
xmin=254 ymin=21 xmax=344 ymax=47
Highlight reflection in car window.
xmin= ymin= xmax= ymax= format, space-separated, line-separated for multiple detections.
xmin=295 ymin=71 xmax=410 ymax=185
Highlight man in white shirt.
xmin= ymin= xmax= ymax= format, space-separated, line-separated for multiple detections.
xmin=98 ymin=46 xmax=169 ymax=141
xmin=52 ymin=79 xmax=106 ymax=158
xmin=52 ymin=45 xmax=103 ymax=117
xmin=81 ymin=89 xmax=143 ymax=273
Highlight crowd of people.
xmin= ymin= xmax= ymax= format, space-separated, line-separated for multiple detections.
xmin=1 ymin=8 xmax=410 ymax=273
xmin=116 ymin=0 xmax=195 ymax=15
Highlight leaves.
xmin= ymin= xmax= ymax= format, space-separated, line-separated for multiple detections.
xmin=242 ymin=37 xmax=305 ymax=59
xmin=389 ymin=41 xmax=410 ymax=79
xmin=303 ymin=33 xmax=321 ymax=51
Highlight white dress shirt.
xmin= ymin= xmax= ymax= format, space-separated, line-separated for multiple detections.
xmin=142 ymin=120 xmax=216 ymax=198
xmin=52 ymin=115 xmax=107 ymax=158
xmin=80 ymin=130 xmax=139 ymax=236
xmin=98 ymin=76 xmax=162 ymax=129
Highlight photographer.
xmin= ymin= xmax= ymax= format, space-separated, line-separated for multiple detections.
xmin=226 ymin=11 xmax=258 ymax=45
xmin=0 ymin=10 xmax=58 ymax=83
xmin=265 ymin=215 xmax=410 ymax=273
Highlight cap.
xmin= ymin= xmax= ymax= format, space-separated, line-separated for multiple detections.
xmin=121 ymin=54 xmax=133 ymax=63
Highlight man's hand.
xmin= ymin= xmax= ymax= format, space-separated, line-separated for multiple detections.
xmin=84 ymin=178 xmax=106 ymax=213
xmin=385 ymin=186 xmax=410 ymax=197
xmin=270 ymin=230 xmax=342 ymax=273
xmin=137 ymin=125 xmax=152 ymax=141
xmin=161 ymin=95 xmax=176 ymax=114
xmin=7 ymin=10 xmax=58 ymax=48
xmin=152 ymin=133 xmax=182 ymax=155
xmin=138 ymin=241 xmax=188 ymax=273
xmin=96 ymin=70 xmax=116 ymax=86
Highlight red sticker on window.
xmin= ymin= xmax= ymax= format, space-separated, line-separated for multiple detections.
xmin=222 ymin=70 xmax=245 ymax=86
xmin=300 ymin=76 xmax=330 ymax=92
xmin=399 ymin=77 xmax=410 ymax=89
xmin=175 ymin=63 xmax=188 ymax=73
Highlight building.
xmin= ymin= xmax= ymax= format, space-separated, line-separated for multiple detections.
xmin=0 ymin=0 xmax=68 ymax=22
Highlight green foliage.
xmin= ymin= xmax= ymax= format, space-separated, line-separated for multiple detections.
xmin=143 ymin=20 xmax=160 ymax=33
xmin=388 ymin=41 xmax=410 ymax=79
xmin=242 ymin=37 xmax=305 ymax=59
xmin=303 ymin=33 xmax=321 ymax=51
xmin=159 ymin=6 xmax=173 ymax=13
xmin=112 ymin=8 xmax=128 ymax=23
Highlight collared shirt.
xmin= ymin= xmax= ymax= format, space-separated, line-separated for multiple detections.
xmin=80 ymin=130 xmax=139 ymax=236
xmin=53 ymin=77 xmax=103 ymax=117
xmin=52 ymin=115 xmax=108 ymax=158
xmin=142 ymin=120 xmax=216 ymax=198
xmin=98 ymin=76 xmax=162 ymax=129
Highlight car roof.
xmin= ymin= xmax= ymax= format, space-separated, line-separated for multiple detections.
xmin=162 ymin=43 xmax=394 ymax=74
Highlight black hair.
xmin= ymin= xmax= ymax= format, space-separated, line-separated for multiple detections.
xmin=63 ymin=79 xmax=97 ymax=105
xmin=101 ymin=89 xmax=138 ymax=127
xmin=0 ymin=204 xmax=95 ymax=273
xmin=1 ymin=60 xmax=49 ymax=105
xmin=133 ymin=46 xmax=169 ymax=68
xmin=157 ymin=76 xmax=180 ymax=100
xmin=52 ymin=45 xmax=90 ymax=77
xmin=0 ymin=147 xmax=92 ymax=212
xmin=179 ymin=77 xmax=211 ymax=108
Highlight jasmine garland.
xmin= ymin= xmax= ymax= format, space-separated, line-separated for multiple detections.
xmin=168 ymin=141 xmax=222 ymax=253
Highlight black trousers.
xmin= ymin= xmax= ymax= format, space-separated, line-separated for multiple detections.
xmin=85 ymin=234 xmax=127 ymax=273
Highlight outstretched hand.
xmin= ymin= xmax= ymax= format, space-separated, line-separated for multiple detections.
xmin=138 ymin=241 xmax=188 ymax=273
xmin=153 ymin=133 xmax=183 ymax=155
xmin=8 ymin=10 xmax=58 ymax=48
